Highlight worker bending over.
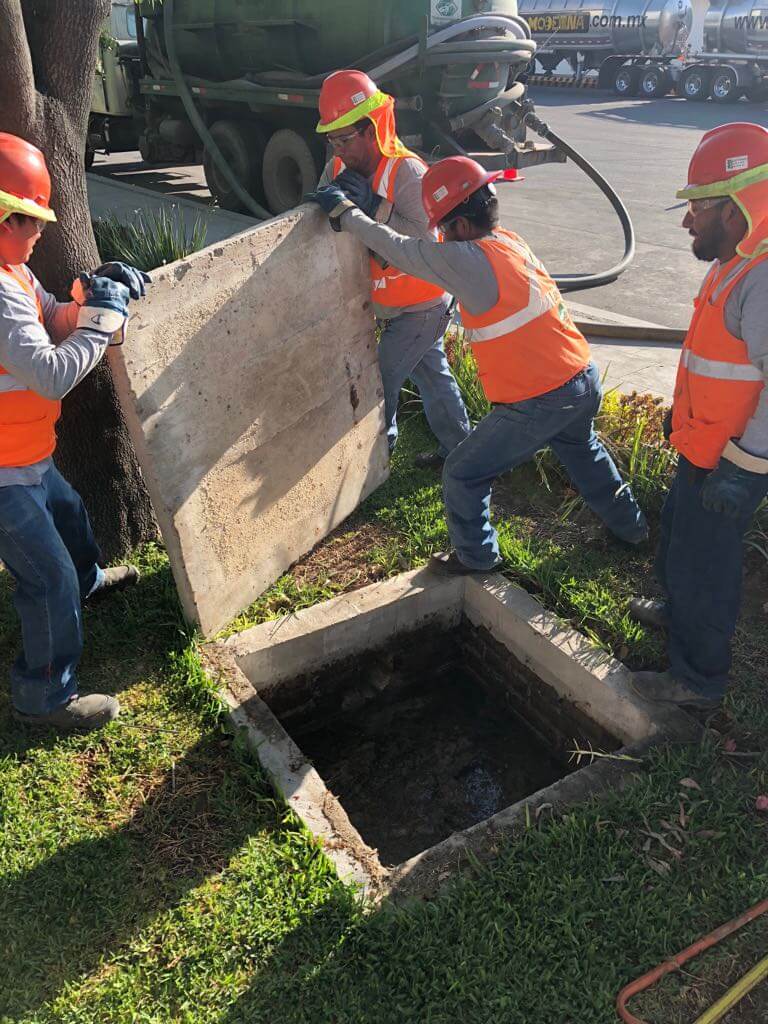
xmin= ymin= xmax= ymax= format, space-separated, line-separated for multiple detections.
xmin=0 ymin=133 xmax=149 ymax=732
xmin=307 ymin=156 xmax=647 ymax=573
xmin=631 ymin=123 xmax=768 ymax=710
xmin=316 ymin=70 xmax=470 ymax=467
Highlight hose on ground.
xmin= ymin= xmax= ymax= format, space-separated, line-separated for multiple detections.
xmin=163 ymin=0 xmax=272 ymax=220
xmin=523 ymin=110 xmax=635 ymax=293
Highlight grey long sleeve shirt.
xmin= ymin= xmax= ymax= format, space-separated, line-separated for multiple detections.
xmin=337 ymin=208 xmax=768 ymax=459
xmin=0 ymin=265 xmax=111 ymax=484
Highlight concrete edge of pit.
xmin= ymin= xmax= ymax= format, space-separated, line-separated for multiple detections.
xmin=201 ymin=642 xmax=387 ymax=899
xmin=202 ymin=568 xmax=701 ymax=903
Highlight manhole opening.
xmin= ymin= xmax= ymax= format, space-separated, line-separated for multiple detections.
xmin=260 ymin=616 xmax=621 ymax=866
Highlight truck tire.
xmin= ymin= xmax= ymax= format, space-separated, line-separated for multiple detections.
xmin=85 ymin=145 xmax=96 ymax=170
xmin=203 ymin=120 xmax=268 ymax=212
xmin=262 ymin=129 xmax=323 ymax=215
xmin=681 ymin=68 xmax=711 ymax=101
xmin=710 ymin=69 xmax=742 ymax=103
xmin=613 ymin=66 xmax=639 ymax=97
xmin=639 ymin=66 xmax=670 ymax=98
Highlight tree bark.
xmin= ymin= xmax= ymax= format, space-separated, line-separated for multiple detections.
xmin=0 ymin=0 xmax=157 ymax=559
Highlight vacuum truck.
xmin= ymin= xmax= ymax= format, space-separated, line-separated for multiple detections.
xmin=93 ymin=0 xmax=564 ymax=216
xmin=88 ymin=0 xmax=635 ymax=292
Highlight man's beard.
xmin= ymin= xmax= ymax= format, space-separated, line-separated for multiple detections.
xmin=692 ymin=231 xmax=721 ymax=262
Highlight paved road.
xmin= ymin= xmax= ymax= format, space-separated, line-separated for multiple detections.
xmin=92 ymin=90 xmax=766 ymax=330
xmin=506 ymin=90 xmax=767 ymax=327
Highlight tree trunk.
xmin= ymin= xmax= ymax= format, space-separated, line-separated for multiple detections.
xmin=0 ymin=0 xmax=157 ymax=560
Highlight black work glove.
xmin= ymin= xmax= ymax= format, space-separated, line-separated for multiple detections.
xmin=93 ymin=261 xmax=151 ymax=299
xmin=701 ymin=443 xmax=768 ymax=519
xmin=304 ymin=184 xmax=355 ymax=232
xmin=662 ymin=408 xmax=673 ymax=441
xmin=334 ymin=169 xmax=383 ymax=220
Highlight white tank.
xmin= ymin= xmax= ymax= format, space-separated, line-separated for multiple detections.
xmin=704 ymin=0 xmax=768 ymax=53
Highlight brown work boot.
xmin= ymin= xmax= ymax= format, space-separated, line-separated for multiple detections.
xmin=14 ymin=693 xmax=120 ymax=733
xmin=629 ymin=597 xmax=668 ymax=630
xmin=631 ymin=671 xmax=722 ymax=711
xmin=87 ymin=564 xmax=140 ymax=603
xmin=430 ymin=551 xmax=503 ymax=576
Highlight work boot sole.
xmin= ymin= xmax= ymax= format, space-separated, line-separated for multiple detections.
xmin=629 ymin=681 xmax=721 ymax=712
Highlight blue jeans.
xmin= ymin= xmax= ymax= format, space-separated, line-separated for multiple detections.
xmin=442 ymin=361 xmax=647 ymax=568
xmin=378 ymin=302 xmax=470 ymax=454
xmin=0 ymin=465 xmax=102 ymax=715
xmin=657 ymin=456 xmax=768 ymax=701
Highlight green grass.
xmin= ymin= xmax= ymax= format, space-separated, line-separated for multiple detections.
xmin=1 ymin=414 xmax=767 ymax=1023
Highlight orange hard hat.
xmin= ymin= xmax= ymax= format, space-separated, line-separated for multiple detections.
xmin=317 ymin=70 xmax=386 ymax=133
xmin=677 ymin=122 xmax=768 ymax=198
xmin=0 ymin=133 xmax=56 ymax=223
xmin=422 ymin=157 xmax=499 ymax=229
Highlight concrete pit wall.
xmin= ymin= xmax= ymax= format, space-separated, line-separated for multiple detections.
xmin=111 ymin=206 xmax=389 ymax=635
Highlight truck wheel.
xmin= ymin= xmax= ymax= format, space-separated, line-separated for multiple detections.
xmin=681 ymin=68 xmax=711 ymax=101
xmin=203 ymin=120 xmax=268 ymax=212
xmin=710 ymin=69 xmax=742 ymax=103
xmin=262 ymin=129 xmax=323 ymax=215
xmin=613 ymin=66 xmax=639 ymax=97
xmin=639 ymin=67 xmax=670 ymax=98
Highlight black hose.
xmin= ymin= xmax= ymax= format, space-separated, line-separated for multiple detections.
xmin=523 ymin=111 xmax=635 ymax=293
xmin=163 ymin=0 xmax=271 ymax=220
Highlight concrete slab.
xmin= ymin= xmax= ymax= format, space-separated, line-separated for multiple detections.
xmin=586 ymin=334 xmax=678 ymax=401
xmin=111 ymin=205 xmax=389 ymax=636
xmin=87 ymin=172 xmax=258 ymax=245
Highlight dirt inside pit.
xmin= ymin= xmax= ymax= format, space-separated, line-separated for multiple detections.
xmin=261 ymin=622 xmax=602 ymax=867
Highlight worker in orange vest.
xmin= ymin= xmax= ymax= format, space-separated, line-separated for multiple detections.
xmin=0 ymin=133 xmax=149 ymax=732
xmin=314 ymin=70 xmax=470 ymax=466
xmin=307 ymin=155 xmax=647 ymax=569
xmin=630 ymin=123 xmax=768 ymax=710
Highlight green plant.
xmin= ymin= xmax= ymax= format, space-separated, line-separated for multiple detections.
xmin=93 ymin=206 xmax=207 ymax=272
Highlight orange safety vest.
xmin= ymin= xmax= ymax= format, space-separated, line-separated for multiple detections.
xmin=332 ymin=154 xmax=445 ymax=312
xmin=0 ymin=264 xmax=61 ymax=466
xmin=459 ymin=229 xmax=590 ymax=404
xmin=670 ymin=253 xmax=768 ymax=470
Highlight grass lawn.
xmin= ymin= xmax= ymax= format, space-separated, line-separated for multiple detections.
xmin=1 ymin=411 xmax=767 ymax=1024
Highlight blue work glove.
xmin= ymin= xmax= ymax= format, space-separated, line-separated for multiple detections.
xmin=334 ymin=169 xmax=382 ymax=219
xmin=701 ymin=443 xmax=768 ymax=519
xmin=304 ymin=184 xmax=356 ymax=232
xmin=94 ymin=261 xmax=151 ymax=299
xmin=75 ymin=274 xmax=130 ymax=336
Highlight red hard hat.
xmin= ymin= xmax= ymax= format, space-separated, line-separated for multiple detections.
xmin=422 ymin=157 xmax=499 ymax=229
xmin=317 ymin=70 xmax=382 ymax=132
xmin=677 ymin=122 xmax=768 ymax=198
xmin=0 ymin=133 xmax=56 ymax=222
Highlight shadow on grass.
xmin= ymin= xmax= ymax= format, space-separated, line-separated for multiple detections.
xmin=0 ymin=730 xmax=276 ymax=1020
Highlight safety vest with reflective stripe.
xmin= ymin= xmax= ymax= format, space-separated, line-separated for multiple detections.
xmin=0 ymin=265 xmax=61 ymax=467
xmin=459 ymin=229 xmax=590 ymax=404
xmin=332 ymin=155 xmax=445 ymax=312
xmin=670 ymin=252 xmax=768 ymax=470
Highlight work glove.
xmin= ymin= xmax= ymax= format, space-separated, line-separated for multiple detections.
xmin=74 ymin=274 xmax=130 ymax=338
xmin=93 ymin=261 xmax=151 ymax=299
xmin=334 ymin=169 xmax=382 ymax=220
xmin=304 ymin=184 xmax=355 ymax=232
xmin=701 ymin=441 xmax=768 ymax=520
xmin=662 ymin=408 xmax=673 ymax=441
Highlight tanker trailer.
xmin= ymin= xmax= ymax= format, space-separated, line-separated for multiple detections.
xmin=519 ymin=0 xmax=692 ymax=96
xmin=596 ymin=0 xmax=768 ymax=100
xmin=128 ymin=0 xmax=635 ymax=291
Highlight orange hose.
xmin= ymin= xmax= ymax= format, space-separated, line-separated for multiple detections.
xmin=616 ymin=897 xmax=768 ymax=1024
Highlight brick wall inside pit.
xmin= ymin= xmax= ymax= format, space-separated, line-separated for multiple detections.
xmin=459 ymin=619 xmax=620 ymax=766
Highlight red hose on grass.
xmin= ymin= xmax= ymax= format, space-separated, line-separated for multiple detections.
xmin=616 ymin=897 xmax=768 ymax=1024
